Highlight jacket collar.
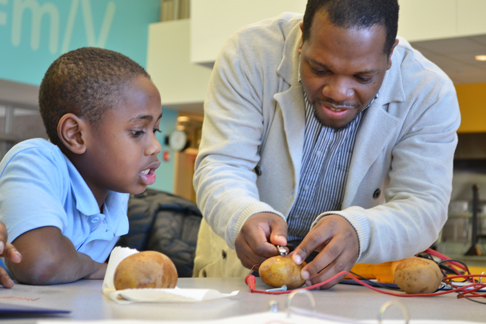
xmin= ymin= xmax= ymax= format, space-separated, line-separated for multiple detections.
xmin=277 ymin=21 xmax=303 ymax=87
xmin=377 ymin=38 xmax=406 ymax=105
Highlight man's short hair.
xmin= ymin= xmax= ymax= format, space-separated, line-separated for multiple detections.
xmin=302 ymin=0 xmax=399 ymax=54
xmin=39 ymin=47 xmax=150 ymax=147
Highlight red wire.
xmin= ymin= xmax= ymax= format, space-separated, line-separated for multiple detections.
xmin=423 ymin=248 xmax=468 ymax=273
xmin=246 ymin=270 xmax=486 ymax=298
xmin=245 ymin=249 xmax=486 ymax=300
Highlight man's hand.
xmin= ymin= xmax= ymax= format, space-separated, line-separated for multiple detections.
xmin=292 ymin=215 xmax=359 ymax=289
xmin=235 ymin=212 xmax=288 ymax=269
xmin=0 ymin=222 xmax=21 ymax=288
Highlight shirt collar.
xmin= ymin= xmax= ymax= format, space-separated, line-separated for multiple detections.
xmin=62 ymin=154 xmax=102 ymax=217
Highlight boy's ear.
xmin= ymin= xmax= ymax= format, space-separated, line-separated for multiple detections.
xmin=57 ymin=113 xmax=87 ymax=154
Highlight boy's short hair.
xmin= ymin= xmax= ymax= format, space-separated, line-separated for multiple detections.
xmin=39 ymin=47 xmax=150 ymax=147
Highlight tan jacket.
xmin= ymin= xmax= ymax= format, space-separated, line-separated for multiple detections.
xmin=193 ymin=13 xmax=461 ymax=277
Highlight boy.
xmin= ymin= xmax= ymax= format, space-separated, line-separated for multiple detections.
xmin=0 ymin=47 xmax=162 ymax=285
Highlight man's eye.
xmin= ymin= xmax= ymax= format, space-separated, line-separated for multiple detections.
xmin=153 ymin=129 xmax=162 ymax=134
xmin=311 ymin=68 xmax=328 ymax=75
xmin=131 ymin=130 xmax=145 ymax=137
xmin=356 ymin=76 xmax=372 ymax=83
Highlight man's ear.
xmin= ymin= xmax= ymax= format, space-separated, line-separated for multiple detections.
xmin=57 ymin=113 xmax=87 ymax=155
xmin=298 ymin=21 xmax=304 ymax=55
xmin=387 ymin=39 xmax=400 ymax=70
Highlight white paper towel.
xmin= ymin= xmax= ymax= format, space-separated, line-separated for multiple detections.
xmin=102 ymin=247 xmax=238 ymax=304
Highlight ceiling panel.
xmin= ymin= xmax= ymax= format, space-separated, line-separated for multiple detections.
xmin=411 ymin=34 xmax=486 ymax=84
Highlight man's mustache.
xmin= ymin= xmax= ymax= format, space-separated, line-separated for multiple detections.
xmin=315 ymin=98 xmax=360 ymax=109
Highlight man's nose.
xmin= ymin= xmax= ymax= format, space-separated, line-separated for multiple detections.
xmin=322 ymin=76 xmax=354 ymax=102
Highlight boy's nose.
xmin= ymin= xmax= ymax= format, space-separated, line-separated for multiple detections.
xmin=146 ymin=134 xmax=162 ymax=156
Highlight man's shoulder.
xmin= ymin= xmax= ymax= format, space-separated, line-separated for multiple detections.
xmin=220 ymin=12 xmax=302 ymax=79
xmin=394 ymin=37 xmax=453 ymax=85
xmin=236 ymin=12 xmax=303 ymax=33
xmin=230 ymin=12 xmax=302 ymax=48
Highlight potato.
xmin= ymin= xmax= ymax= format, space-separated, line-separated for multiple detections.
xmin=394 ymin=257 xmax=442 ymax=294
xmin=113 ymin=251 xmax=178 ymax=290
xmin=259 ymin=254 xmax=306 ymax=289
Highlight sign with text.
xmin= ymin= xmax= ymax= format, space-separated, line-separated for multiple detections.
xmin=0 ymin=0 xmax=160 ymax=85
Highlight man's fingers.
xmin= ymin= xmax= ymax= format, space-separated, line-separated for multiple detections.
xmin=235 ymin=213 xmax=289 ymax=269
xmin=305 ymin=255 xmax=350 ymax=289
xmin=292 ymin=228 xmax=328 ymax=266
xmin=242 ymin=213 xmax=288 ymax=259
xmin=245 ymin=229 xmax=279 ymax=259
xmin=235 ymin=238 xmax=267 ymax=268
xmin=248 ymin=240 xmax=282 ymax=260
xmin=302 ymin=232 xmax=358 ymax=288
xmin=302 ymin=240 xmax=344 ymax=278
xmin=269 ymin=217 xmax=288 ymax=247
xmin=291 ymin=215 xmax=359 ymax=289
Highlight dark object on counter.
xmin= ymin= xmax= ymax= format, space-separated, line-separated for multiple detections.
xmin=465 ymin=184 xmax=482 ymax=256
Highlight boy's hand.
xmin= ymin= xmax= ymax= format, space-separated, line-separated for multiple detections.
xmin=6 ymin=226 xmax=106 ymax=285
xmin=83 ymin=262 xmax=107 ymax=280
xmin=0 ymin=221 xmax=21 ymax=288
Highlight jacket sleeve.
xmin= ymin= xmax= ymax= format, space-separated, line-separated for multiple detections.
xmin=193 ymin=33 xmax=285 ymax=249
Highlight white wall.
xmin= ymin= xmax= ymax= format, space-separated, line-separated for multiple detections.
xmin=148 ymin=0 xmax=486 ymax=113
xmin=398 ymin=0 xmax=486 ymax=41
xmin=147 ymin=19 xmax=212 ymax=112
xmin=190 ymin=0 xmax=307 ymax=64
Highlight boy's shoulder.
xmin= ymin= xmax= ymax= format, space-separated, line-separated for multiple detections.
xmin=3 ymin=138 xmax=60 ymax=159
xmin=0 ymin=138 xmax=67 ymax=179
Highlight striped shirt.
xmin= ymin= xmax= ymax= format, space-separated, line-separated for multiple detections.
xmin=286 ymin=92 xmax=367 ymax=241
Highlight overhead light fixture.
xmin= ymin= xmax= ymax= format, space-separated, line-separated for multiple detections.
xmin=475 ymin=55 xmax=486 ymax=61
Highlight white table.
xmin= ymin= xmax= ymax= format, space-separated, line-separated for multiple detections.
xmin=0 ymin=277 xmax=484 ymax=323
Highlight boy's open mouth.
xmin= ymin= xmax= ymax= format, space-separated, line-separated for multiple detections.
xmin=139 ymin=161 xmax=161 ymax=186
xmin=140 ymin=169 xmax=150 ymax=175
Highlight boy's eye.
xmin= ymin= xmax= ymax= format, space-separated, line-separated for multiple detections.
xmin=131 ymin=130 xmax=145 ymax=137
xmin=153 ymin=128 xmax=162 ymax=134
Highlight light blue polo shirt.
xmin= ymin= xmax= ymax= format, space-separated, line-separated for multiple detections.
xmin=0 ymin=138 xmax=129 ymax=263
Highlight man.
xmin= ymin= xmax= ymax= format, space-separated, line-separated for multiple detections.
xmin=193 ymin=0 xmax=460 ymax=289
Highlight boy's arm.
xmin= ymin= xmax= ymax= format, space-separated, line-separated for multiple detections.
xmin=0 ymin=221 xmax=21 ymax=288
xmin=6 ymin=226 xmax=106 ymax=285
